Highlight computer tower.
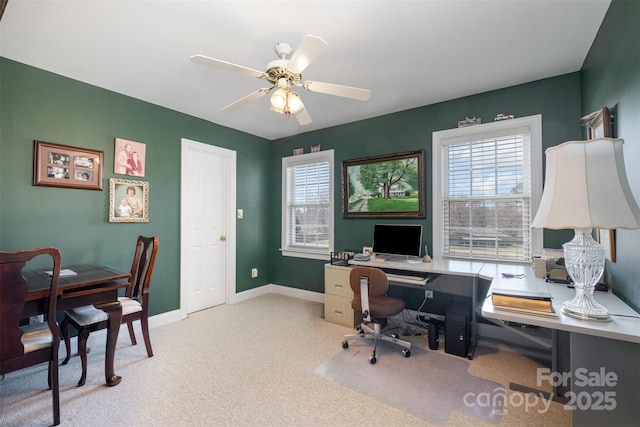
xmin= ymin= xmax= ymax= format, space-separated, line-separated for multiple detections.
xmin=428 ymin=320 xmax=439 ymax=350
xmin=445 ymin=301 xmax=470 ymax=357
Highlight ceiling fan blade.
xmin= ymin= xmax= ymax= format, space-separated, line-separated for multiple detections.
xmin=222 ymin=88 xmax=271 ymax=112
xmin=294 ymin=107 xmax=312 ymax=125
xmin=303 ymin=81 xmax=371 ymax=101
xmin=191 ymin=55 xmax=266 ymax=79
xmin=286 ymin=35 xmax=328 ymax=75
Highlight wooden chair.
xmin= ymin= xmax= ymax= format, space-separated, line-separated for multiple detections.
xmin=341 ymin=266 xmax=412 ymax=364
xmin=1 ymin=247 xmax=62 ymax=426
xmin=60 ymin=236 xmax=158 ymax=386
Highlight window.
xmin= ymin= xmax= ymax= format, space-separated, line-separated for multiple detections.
xmin=432 ymin=115 xmax=542 ymax=263
xmin=281 ymin=150 xmax=334 ymax=259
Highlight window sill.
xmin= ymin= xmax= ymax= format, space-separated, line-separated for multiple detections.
xmin=280 ymin=248 xmax=331 ymax=261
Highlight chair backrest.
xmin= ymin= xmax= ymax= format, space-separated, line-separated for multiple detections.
xmin=349 ymin=266 xmax=388 ymax=297
xmin=126 ymin=236 xmax=159 ymax=305
xmin=0 ymin=247 xmax=61 ymax=365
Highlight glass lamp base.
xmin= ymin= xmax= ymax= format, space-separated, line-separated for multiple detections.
xmin=561 ymin=300 xmax=611 ymax=322
xmin=562 ymin=228 xmax=612 ymax=323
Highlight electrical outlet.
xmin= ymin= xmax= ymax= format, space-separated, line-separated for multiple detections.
xmin=425 ymin=290 xmax=433 ymax=299
xmin=251 ymin=268 xmax=258 ymax=278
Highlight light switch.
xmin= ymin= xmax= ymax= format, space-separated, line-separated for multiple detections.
xmin=237 ymin=209 xmax=244 ymax=219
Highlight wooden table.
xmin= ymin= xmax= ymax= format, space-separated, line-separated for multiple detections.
xmin=23 ymin=264 xmax=130 ymax=386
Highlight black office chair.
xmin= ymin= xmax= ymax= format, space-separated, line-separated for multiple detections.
xmin=342 ymin=266 xmax=411 ymax=364
xmin=0 ymin=247 xmax=62 ymax=426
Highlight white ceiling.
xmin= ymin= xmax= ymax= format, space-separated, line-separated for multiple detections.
xmin=1 ymin=0 xmax=611 ymax=141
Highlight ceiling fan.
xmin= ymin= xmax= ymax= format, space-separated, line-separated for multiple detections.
xmin=190 ymin=34 xmax=371 ymax=125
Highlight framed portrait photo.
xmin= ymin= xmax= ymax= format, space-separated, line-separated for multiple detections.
xmin=342 ymin=150 xmax=425 ymax=218
xmin=109 ymin=178 xmax=149 ymax=223
xmin=33 ymin=141 xmax=103 ymax=190
xmin=114 ymin=138 xmax=146 ymax=177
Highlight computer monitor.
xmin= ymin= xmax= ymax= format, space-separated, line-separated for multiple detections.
xmin=372 ymin=224 xmax=422 ymax=259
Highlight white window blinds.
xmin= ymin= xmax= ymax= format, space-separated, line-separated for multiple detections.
xmin=433 ymin=115 xmax=542 ymax=263
xmin=281 ymin=150 xmax=334 ymax=259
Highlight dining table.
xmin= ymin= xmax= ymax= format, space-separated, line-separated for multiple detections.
xmin=23 ymin=264 xmax=130 ymax=386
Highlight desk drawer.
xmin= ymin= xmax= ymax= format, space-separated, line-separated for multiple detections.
xmin=325 ymin=294 xmax=360 ymax=328
xmin=325 ymin=265 xmax=352 ymax=298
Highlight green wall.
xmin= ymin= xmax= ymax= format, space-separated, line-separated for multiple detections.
xmin=269 ymin=73 xmax=582 ymax=296
xmin=580 ymin=0 xmax=640 ymax=311
xmin=3 ymin=0 xmax=638 ymax=315
xmin=0 ymin=58 xmax=272 ymax=316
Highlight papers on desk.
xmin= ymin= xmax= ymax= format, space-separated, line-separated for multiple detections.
xmin=46 ymin=269 xmax=77 ymax=277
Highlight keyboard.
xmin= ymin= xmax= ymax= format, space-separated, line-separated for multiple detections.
xmin=386 ymin=272 xmax=428 ymax=286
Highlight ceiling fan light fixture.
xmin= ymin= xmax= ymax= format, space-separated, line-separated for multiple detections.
xmin=287 ymin=91 xmax=304 ymax=113
xmin=270 ymin=87 xmax=288 ymax=110
xmin=193 ymin=34 xmax=368 ymax=125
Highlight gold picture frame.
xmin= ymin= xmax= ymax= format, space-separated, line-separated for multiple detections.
xmin=587 ymin=107 xmax=612 ymax=139
xmin=587 ymin=107 xmax=616 ymax=262
xmin=109 ymin=178 xmax=149 ymax=222
xmin=33 ymin=141 xmax=103 ymax=190
xmin=342 ymin=150 xmax=425 ymax=218
xmin=598 ymin=229 xmax=616 ymax=262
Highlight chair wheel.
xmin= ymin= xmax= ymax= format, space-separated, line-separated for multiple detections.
xmin=369 ymin=355 xmax=377 ymax=364
xmin=402 ymin=349 xmax=411 ymax=358
xmin=342 ymin=340 xmax=349 ymax=349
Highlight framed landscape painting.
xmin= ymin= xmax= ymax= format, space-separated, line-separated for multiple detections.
xmin=342 ymin=150 xmax=425 ymax=218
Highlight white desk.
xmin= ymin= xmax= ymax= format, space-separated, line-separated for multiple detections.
xmin=350 ymin=258 xmax=485 ymax=277
xmin=347 ymin=257 xmax=640 ymax=424
xmin=349 ymin=258 xmax=485 ymax=358
xmin=481 ymin=265 xmax=640 ymax=426
xmin=480 ymin=263 xmax=640 ymax=343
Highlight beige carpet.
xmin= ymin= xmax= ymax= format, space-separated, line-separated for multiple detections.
xmin=0 ymin=294 xmax=570 ymax=426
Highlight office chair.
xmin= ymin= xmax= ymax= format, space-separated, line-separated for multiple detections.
xmin=1 ymin=247 xmax=62 ymax=425
xmin=60 ymin=236 xmax=158 ymax=386
xmin=342 ymin=266 xmax=411 ymax=364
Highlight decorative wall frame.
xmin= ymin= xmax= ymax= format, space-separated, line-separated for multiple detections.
xmin=586 ymin=107 xmax=616 ymax=262
xmin=33 ymin=140 xmax=103 ymax=190
xmin=114 ymin=137 xmax=146 ymax=177
xmin=342 ymin=150 xmax=425 ymax=218
xmin=587 ymin=106 xmax=612 ymax=139
xmin=598 ymin=229 xmax=616 ymax=262
xmin=109 ymin=178 xmax=149 ymax=222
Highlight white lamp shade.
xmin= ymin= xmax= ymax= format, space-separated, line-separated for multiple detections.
xmin=531 ymin=138 xmax=640 ymax=230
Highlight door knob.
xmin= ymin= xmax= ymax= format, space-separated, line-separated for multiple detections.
xmin=220 ymin=235 xmax=227 ymax=241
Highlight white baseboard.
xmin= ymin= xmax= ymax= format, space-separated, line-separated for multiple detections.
xmin=231 ymin=283 xmax=324 ymax=304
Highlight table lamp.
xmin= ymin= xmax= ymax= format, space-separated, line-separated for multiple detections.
xmin=531 ymin=138 xmax=640 ymax=321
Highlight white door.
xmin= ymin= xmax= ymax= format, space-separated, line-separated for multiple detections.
xmin=180 ymin=139 xmax=236 ymax=315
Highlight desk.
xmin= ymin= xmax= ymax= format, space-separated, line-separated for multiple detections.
xmin=23 ymin=264 xmax=130 ymax=386
xmin=348 ymin=259 xmax=485 ymax=359
xmin=481 ymin=264 xmax=640 ymax=425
